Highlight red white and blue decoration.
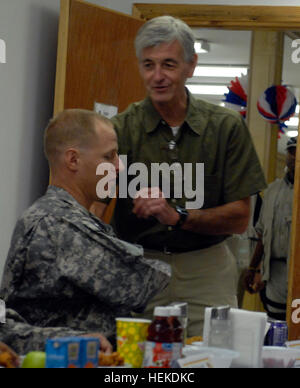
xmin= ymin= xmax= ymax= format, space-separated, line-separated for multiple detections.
xmin=257 ymin=85 xmax=298 ymax=135
xmin=223 ymin=74 xmax=248 ymax=118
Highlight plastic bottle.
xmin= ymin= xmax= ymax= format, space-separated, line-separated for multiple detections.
xmin=208 ymin=306 xmax=233 ymax=349
xmin=168 ymin=306 xmax=184 ymax=363
xmin=143 ymin=307 xmax=173 ymax=368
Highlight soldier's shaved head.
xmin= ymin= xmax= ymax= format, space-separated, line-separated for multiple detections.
xmin=44 ymin=109 xmax=113 ymax=167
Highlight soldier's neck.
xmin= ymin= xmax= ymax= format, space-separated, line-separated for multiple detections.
xmin=51 ymin=179 xmax=92 ymax=211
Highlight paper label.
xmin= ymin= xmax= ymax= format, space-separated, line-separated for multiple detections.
xmin=94 ymin=102 xmax=118 ymax=119
xmin=172 ymin=342 xmax=183 ymax=362
xmin=143 ymin=341 xmax=173 ymax=368
xmin=177 ymin=354 xmax=213 ymax=368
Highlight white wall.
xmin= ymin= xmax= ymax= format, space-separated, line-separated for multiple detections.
xmin=0 ymin=0 xmax=60 ymax=279
xmin=0 ymin=0 xmax=299 ymax=280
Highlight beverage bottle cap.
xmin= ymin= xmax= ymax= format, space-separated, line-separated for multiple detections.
xmin=168 ymin=307 xmax=181 ymax=317
xmin=154 ymin=306 xmax=170 ymax=317
xmin=170 ymin=302 xmax=188 ymax=317
xmin=211 ymin=306 xmax=230 ymax=320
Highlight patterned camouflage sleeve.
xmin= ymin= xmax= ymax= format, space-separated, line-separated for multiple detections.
xmin=0 ymin=309 xmax=88 ymax=355
xmin=56 ymin=217 xmax=171 ymax=313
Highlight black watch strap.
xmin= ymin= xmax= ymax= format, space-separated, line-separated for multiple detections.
xmin=174 ymin=206 xmax=189 ymax=229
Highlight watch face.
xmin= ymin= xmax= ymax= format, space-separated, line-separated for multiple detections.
xmin=175 ymin=206 xmax=188 ymax=228
xmin=176 ymin=206 xmax=182 ymax=214
xmin=176 ymin=206 xmax=187 ymax=216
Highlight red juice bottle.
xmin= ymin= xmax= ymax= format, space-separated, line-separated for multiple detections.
xmin=168 ymin=306 xmax=184 ymax=363
xmin=143 ymin=307 xmax=173 ymax=368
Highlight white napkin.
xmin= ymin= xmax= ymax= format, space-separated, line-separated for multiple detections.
xmin=203 ymin=308 xmax=268 ymax=368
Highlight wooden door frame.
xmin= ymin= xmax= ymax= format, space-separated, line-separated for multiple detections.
xmin=132 ymin=4 xmax=300 ymax=30
xmin=133 ymin=3 xmax=300 ymax=340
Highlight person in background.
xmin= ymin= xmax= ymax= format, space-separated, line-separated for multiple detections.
xmin=93 ymin=16 xmax=267 ymax=336
xmin=227 ymin=193 xmax=263 ymax=308
xmin=244 ymin=137 xmax=297 ymax=320
xmin=0 ymin=110 xmax=170 ymax=348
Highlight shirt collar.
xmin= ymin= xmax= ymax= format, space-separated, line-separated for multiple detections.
xmin=141 ymin=96 xmax=162 ymax=134
xmin=141 ymin=89 xmax=205 ymax=136
xmin=47 ymin=185 xmax=114 ymax=231
xmin=47 ymin=185 xmax=91 ymax=216
xmin=185 ymin=92 xmax=205 ymax=136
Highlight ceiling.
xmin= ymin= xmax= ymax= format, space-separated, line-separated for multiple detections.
xmin=188 ymin=29 xmax=300 ymax=155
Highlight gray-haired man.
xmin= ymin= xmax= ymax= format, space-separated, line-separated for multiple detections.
xmin=94 ymin=16 xmax=267 ymax=337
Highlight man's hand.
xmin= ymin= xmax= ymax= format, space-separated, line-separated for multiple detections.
xmin=81 ymin=334 xmax=113 ymax=354
xmin=244 ymin=269 xmax=265 ymax=294
xmin=133 ymin=188 xmax=180 ymax=226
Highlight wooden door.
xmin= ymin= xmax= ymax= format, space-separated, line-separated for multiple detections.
xmin=54 ymin=0 xmax=146 ymax=222
xmin=55 ymin=0 xmax=145 ymax=114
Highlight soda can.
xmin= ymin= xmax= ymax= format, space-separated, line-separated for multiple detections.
xmin=265 ymin=320 xmax=288 ymax=347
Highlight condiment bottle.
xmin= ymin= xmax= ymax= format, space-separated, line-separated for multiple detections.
xmin=143 ymin=307 xmax=173 ymax=368
xmin=208 ymin=306 xmax=233 ymax=349
xmin=168 ymin=306 xmax=184 ymax=363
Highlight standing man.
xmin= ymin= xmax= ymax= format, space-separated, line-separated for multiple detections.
xmin=96 ymin=16 xmax=267 ymax=336
xmin=244 ymin=137 xmax=297 ymax=321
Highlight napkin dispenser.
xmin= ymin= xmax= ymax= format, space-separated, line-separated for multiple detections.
xmin=203 ymin=307 xmax=268 ymax=368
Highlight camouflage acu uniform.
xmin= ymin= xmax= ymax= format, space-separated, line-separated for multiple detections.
xmin=0 ymin=186 xmax=170 ymax=350
xmin=0 ymin=309 xmax=87 ymax=355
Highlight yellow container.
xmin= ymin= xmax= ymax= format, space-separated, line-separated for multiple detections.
xmin=116 ymin=318 xmax=151 ymax=368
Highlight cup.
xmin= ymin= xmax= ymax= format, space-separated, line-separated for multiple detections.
xmin=116 ymin=318 xmax=151 ymax=368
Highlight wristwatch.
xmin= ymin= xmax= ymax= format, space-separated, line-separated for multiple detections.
xmin=173 ymin=206 xmax=189 ymax=229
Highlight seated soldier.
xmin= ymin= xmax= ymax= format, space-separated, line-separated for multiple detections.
xmin=0 ymin=110 xmax=170 ymax=347
xmin=0 ymin=309 xmax=112 ymax=355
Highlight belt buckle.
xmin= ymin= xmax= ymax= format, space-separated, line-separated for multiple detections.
xmin=164 ymin=246 xmax=172 ymax=255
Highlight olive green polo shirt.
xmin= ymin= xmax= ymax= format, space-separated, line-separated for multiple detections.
xmin=111 ymin=92 xmax=267 ymax=252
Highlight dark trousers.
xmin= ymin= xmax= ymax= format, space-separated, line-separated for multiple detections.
xmin=260 ymin=287 xmax=287 ymax=321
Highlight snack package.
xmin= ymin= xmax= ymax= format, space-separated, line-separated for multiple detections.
xmin=46 ymin=337 xmax=81 ymax=368
xmin=46 ymin=337 xmax=99 ymax=368
xmin=80 ymin=338 xmax=99 ymax=368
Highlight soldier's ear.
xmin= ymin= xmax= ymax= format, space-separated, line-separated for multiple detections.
xmin=64 ymin=148 xmax=80 ymax=172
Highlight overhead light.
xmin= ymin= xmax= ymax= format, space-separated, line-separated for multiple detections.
xmin=186 ymin=84 xmax=228 ymax=96
xmin=287 ymin=130 xmax=298 ymax=137
xmin=194 ymin=66 xmax=248 ymax=78
xmin=194 ymin=40 xmax=210 ymax=54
